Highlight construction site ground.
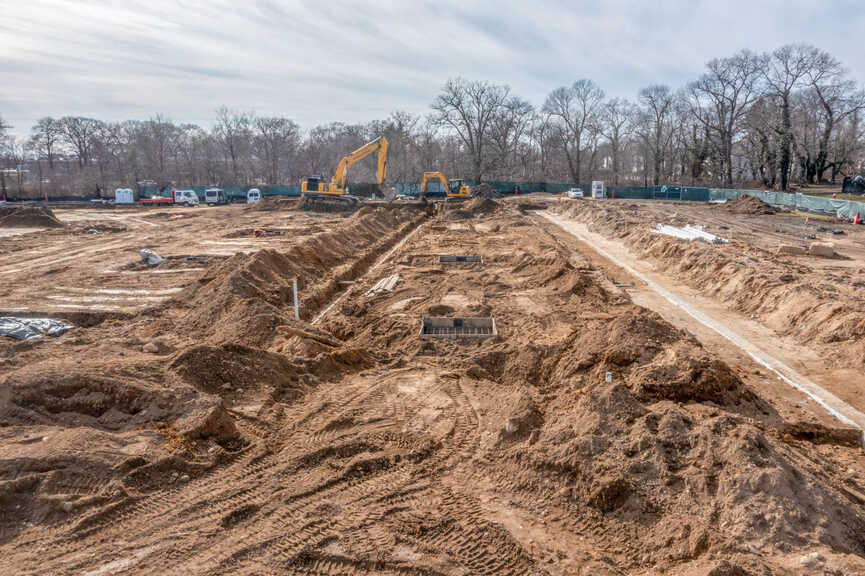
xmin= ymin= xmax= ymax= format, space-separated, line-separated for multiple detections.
xmin=2 ymin=196 xmax=865 ymax=575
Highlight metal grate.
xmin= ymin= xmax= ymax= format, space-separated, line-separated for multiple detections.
xmin=421 ymin=317 xmax=497 ymax=339
xmin=439 ymin=254 xmax=483 ymax=264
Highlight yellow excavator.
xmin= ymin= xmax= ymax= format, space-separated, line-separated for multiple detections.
xmin=301 ymin=136 xmax=389 ymax=207
xmin=419 ymin=171 xmax=472 ymax=200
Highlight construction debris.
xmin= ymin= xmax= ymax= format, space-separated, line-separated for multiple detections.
xmin=139 ymin=248 xmax=165 ymax=266
xmin=653 ymin=223 xmax=729 ymax=244
xmin=365 ymin=273 xmax=400 ymax=296
xmin=0 ymin=317 xmax=74 ymax=340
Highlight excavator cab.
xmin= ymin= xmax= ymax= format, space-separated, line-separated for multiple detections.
xmin=302 ymin=177 xmax=324 ymax=194
xmin=448 ymin=179 xmax=472 ymax=199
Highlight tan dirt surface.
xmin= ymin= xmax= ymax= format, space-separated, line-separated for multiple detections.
xmin=1 ymin=199 xmax=865 ymax=575
xmin=0 ymin=205 xmax=65 ymax=228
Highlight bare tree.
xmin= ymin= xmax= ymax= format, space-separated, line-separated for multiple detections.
xmin=798 ymin=51 xmax=865 ymax=183
xmin=431 ymin=77 xmax=510 ymax=182
xmin=637 ymin=85 xmax=675 ymax=185
xmin=29 ymin=117 xmax=63 ymax=170
xmin=543 ymin=79 xmax=605 ymax=185
xmin=254 ymin=116 xmax=300 ymax=185
xmin=213 ymin=107 xmax=254 ymax=184
xmin=489 ymin=95 xmax=534 ymax=178
xmin=59 ymin=116 xmax=102 ymax=169
xmin=687 ymin=50 xmax=763 ymax=187
xmin=742 ymin=96 xmax=780 ymax=187
xmin=600 ymin=98 xmax=634 ymax=185
xmin=762 ymin=44 xmax=820 ymax=190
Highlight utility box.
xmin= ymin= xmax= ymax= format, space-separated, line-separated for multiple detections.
xmin=591 ymin=181 xmax=606 ymax=199
xmin=114 ymin=188 xmax=134 ymax=204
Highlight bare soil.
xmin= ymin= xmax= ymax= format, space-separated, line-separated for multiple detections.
xmin=0 ymin=205 xmax=65 ymax=228
xmin=1 ymin=199 xmax=864 ymax=575
xmin=555 ymin=198 xmax=865 ymax=374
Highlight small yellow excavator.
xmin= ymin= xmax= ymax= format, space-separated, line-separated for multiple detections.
xmin=301 ymin=136 xmax=389 ymax=207
xmin=419 ymin=171 xmax=472 ymax=201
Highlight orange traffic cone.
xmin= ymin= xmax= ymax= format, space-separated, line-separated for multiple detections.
xmin=805 ymin=216 xmax=809 ymax=225
xmin=854 ymin=212 xmax=861 ymax=225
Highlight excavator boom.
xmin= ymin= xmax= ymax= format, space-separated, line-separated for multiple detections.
xmin=333 ymin=136 xmax=388 ymax=191
xmin=302 ymin=136 xmax=389 ymax=201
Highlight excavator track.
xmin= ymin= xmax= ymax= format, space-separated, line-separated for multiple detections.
xmin=300 ymin=194 xmax=361 ymax=213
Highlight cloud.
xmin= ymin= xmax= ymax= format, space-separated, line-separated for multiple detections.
xmin=1 ymin=0 xmax=864 ymax=136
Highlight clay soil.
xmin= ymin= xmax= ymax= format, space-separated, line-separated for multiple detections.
xmin=2 ymin=199 xmax=865 ymax=575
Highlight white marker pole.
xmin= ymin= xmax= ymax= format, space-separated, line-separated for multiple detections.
xmin=292 ymin=279 xmax=299 ymax=320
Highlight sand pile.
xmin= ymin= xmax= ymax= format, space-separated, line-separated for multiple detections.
xmin=0 ymin=205 xmax=64 ymax=228
xmin=722 ymin=194 xmax=777 ymax=215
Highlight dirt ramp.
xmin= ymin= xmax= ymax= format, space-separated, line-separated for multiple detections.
xmin=0 ymin=205 xmax=64 ymax=228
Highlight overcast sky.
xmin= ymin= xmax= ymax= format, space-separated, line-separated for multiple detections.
xmin=2 ymin=0 xmax=864 ymax=136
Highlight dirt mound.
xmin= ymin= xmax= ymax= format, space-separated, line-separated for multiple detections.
xmin=0 ymin=367 xmax=199 ymax=431
xmin=722 ymin=194 xmax=777 ymax=215
xmin=180 ymin=206 xmax=425 ymax=347
xmin=171 ymin=343 xmax=310 ymax=401
xmin=0 ymin=205 xmax=64 ymax=228
xmin=560 ymin=199 xmax=865 ymax=370
xmin=516 ymin=377 xmax=865 ymax=559
xmin=464 ymin=197 xmax=499 ymax=214
xmin=472 ymin=183 xmax=503 ymax=198
xmin=247 ymin=196 xmax=298 ymax=211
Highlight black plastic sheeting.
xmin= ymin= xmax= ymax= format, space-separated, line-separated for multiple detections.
xmin=0 ymin=317 xmax=74 ymax=340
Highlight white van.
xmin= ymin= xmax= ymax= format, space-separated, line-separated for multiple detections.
xmin=174 ymin=189 xmax=199 ymax=206
xmin=247 ymin=188 xmax=261 ymax=204
xmin=204 ymin=187 xmax=227 ymax=205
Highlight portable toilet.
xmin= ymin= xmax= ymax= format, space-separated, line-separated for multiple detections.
xmin=591 ymin=181 xmax=606 ymax=199
xmin=114 ymin=188 xmax=134 ymax=204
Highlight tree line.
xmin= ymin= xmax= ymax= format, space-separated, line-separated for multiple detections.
xmin=1 ymin=43 xmax=863 ymax=199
